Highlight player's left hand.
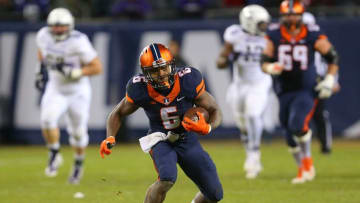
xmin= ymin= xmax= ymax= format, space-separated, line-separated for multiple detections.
xmin=63 ymin=67 xmax=82 ymax=80
xmin=35 ymin=71 xmax=48 ymax=92
xmin=315 ymin=74 xmax=335 ymax=99
xmin=100 ymin=136 xmax=116 ymax=158
xmin=56 ymin=64 xmax=82 ymax=80
xmin=182 ymin=112 xmax=211 ymax=135
xmin=35 ymin=63 xmax=48 ymax=92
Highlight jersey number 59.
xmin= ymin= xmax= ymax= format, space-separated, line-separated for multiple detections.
xmin=278 ymin=44 xmax=308 ymax=71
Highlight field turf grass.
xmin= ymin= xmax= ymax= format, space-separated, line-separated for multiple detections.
xmin=0 ymin=139 xmax=360 ymax=203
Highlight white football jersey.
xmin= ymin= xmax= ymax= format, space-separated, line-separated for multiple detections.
xmin=224 ymin=24 xmax=270 ymax=83
xmin=36 ymin=27 xmax=97 ymax=92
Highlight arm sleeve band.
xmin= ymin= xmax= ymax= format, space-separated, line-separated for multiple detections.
xmin=260 ymin=54 xmax=275 ymax=65
xmin=322 ymin=46 xmax=339 ymax=65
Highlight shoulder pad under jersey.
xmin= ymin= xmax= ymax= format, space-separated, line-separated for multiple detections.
xmin=36 ymin=27 xmax=50 ymax=46
xmin=224 ymin=24 xmax=244 ymax=44
xmin=177 ymin=67 xmax=205 ymax=100
xmin=126 ymin=74 xmax=149 ymax=105
xmin=307 ymin=24 xmax=320 ymax=32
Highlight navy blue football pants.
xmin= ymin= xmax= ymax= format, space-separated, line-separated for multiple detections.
xmin=278 ymin=90 xmax=318 ymax=147
xmin=150 ymin=132 xmax=223 ymax=201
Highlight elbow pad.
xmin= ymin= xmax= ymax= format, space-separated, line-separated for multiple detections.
xmin=260 ymin=54 xmax=275 ymax=65
xmin=322 ymin=47 xmax=339 ymax=65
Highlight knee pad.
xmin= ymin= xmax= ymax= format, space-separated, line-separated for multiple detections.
xmin=40 ymin=111 xmax=59 ymax=129
xmin=286 ymin=134 xmax=298 ymax=148
xmin=288 ymin=146 xmax=301 ymax=154
xmin=68 ymin=126 xmax=89 ymax=148
xmin=234 ymin=113 xmax=247 ymax=133
xmin=294 ymin=130 xmax=312 ymax=143
xmin=245 ymin=106 xmax=263 ymax=118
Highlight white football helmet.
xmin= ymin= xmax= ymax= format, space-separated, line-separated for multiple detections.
xmin=47 ymin=8 xmax=74 ymax=41
xmin=302 ymin=12 xmax=316 ymax=25
xmin=239 ymin=5 xmax=271 ymax=36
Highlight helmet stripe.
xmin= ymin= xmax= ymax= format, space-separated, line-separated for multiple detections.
xmin=150 ymin=43 xmax=161 ymax=61
xmin=289 ymin=0 xmax=294 ymax=13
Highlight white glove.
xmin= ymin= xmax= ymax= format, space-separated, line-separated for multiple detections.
xmin=61 ymin=66 xmax=83 ymax=80
xmin=264 ymin=62 xmax=283 ymax=75
xmin=315 ymin=74 xmax=335 ymax=99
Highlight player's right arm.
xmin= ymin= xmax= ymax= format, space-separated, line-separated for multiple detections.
xmin=261 ymin=38 xmax=284 ymax=75
xmin=216 ymin=42 xmax=233 ymax=69
xmin=34 ymin=47 xmax=48 ymax=91
xmin=106 ymin=97 xmax=139 ymax=138
xmin=100 ymin=97 xmax=139 ymax=158
xmin=314 ymin=35 xmax=340 ymax=98
xmin=217 ymin=25 xmax=240 ymax=69
xmin=101 ymin=77 xmax=144 ymax=158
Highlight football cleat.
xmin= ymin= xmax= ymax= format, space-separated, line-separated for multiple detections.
xmin=45 ymin=153 xmax=63 ymax=177
xmin=244 ymin=151 xmax=262 ymax=179
xmin=291 ymin=167 xmax=306 ymax=184
xmin=302 ymin=157 xmax=316 ymax=181
xmin=321 ymin=147 xmax=331 ymax=154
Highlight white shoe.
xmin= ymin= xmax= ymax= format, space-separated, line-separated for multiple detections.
xmin=45 ymin=153 xmax=63 ymax=177
xmin=244 ymin=151 xmax=262 ymax=179
xmin=291 ymin=167 xmax=306 ymax=184
xmin=245 ymin=162 xmax=262 ymax=179
xmin=302 ymin=157 xmax=316 ymax=181
xmin=303 ymin=166 xmax=315 ymax=181
xmin=246 ymin=170 xmax=259 ymax=179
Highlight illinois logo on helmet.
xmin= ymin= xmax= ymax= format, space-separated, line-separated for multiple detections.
xmin=139 ymin=43 xmax=176 ymax=89
xmin=279 ymin=0 xmax=305 ymax=30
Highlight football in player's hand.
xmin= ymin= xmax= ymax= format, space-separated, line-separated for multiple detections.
xmin=184 ymin=107 xmax=209 ymax=122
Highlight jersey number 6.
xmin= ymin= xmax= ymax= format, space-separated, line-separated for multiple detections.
xmin=160 ymin=106 xmax=180 ymax=129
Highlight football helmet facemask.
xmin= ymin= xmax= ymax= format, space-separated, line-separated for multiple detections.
xmin=280 ymin=0 xmax=305 ymax=30
xmin=47 ymin=8 xmax=74 ymax=41
xmin=139 ymin=43 xmax=176 ymax=89
xmin=239 ymin=5 xmax=271 ymax=36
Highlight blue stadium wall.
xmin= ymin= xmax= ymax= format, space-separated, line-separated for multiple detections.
xmin=0 ymin=18 xmax=359 ymax=144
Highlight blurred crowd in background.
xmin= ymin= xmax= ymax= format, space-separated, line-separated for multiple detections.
xmin=0 ymin=0 xmax=360 ymax=23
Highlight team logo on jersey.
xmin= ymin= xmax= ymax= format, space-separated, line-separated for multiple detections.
xmin=164 ymin=98 xmax=170 ymax=105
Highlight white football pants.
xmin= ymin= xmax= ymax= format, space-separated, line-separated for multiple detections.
xmin=226 ymin=77 xmax=271 ymax=151
xmin=40 ymin=84 xmax=91 ymax=148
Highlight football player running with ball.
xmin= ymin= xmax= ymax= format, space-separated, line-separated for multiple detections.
xmin=100 ymin=43 xmax=223 ymax=203
xmin=217 ymin=5 xmax=272 ymax=179
xmin=35 ymin=8 xmax=103 ymax=184
xmin=261 ymin=0 xmax=339 ymax=184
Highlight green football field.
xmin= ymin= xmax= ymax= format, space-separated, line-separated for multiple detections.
xmin=1 ymin=139 xmax=359 ymax=203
